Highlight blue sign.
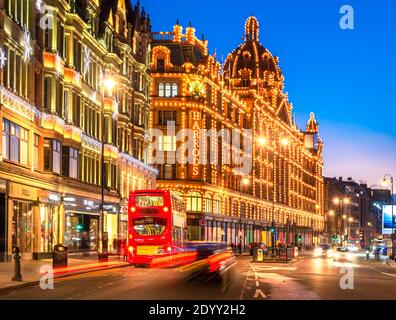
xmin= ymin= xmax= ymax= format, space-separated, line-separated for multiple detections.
xmin=382 ymin=205 xmax=396 ymax=235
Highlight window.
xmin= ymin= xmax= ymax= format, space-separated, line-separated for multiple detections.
xmin=187 ymin=192 xmax=202 ymax=212
xmin=2 ymin=119 xmax=10 ymax=160
xmin=159 ymin=136 xmax=176 ymax=152
xmin=164 ymin=164 xmax=175 ymax=179
xmin=19 ymin=127 xmax=28 ymax=165
xmin=165 ymin=83 xmax=171 ymax=97
xmin=44 ymin=77 xmax=52 ymax=111
xmin=158 ymin=83 xmax=164 ymax=97
xmin=44 ymin=139 xmax=61 ymax=173
xmin=158 ymin=110 xmax=177 ymax=125
xmin=53 ymin=140 xmax=61 ymax=174
xmin=34 ymin=134 xmax=40 ymax=170
xmin=172 ymin=83 xmax=178 ymax=97
xmin=62 ymin=147 xmax=78 ymax=178
xmin=2 ymin=119 xmax=28 ymax=165
xmin=157 ymin=59 xmax=165 ymax=72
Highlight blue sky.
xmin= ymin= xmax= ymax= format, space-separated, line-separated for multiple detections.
xmin=142 ymin=0 xmax=396 ymax=186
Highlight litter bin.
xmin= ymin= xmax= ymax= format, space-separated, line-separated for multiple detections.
xmin=53 ymin=244 xmax=68 ymax=269
xmin=253 ymin=246 xmax=264 ymax=262
xmin=286 ymin=247 xmax=292 ymax=261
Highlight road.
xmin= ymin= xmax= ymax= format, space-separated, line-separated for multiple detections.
xmin=1 ymin=252 xmax=396 ymax=300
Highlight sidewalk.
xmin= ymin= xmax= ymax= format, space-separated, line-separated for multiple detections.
xmin=0 ymin=253 xmax=129 ymax=293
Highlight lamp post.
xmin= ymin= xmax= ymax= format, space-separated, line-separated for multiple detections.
xmin=328 ymin=210 xmax=335 ymax=243
xmin=99 ymin=72 xmax=116 ymax=257
xmin=240 ymin=177 xmax=250 ymax=254
xmin=382 ymin=174 xmax=394 ymax=259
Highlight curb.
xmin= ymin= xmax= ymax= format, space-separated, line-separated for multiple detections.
xmin=0 ymin=262 xmax=131 ymax=295
xmin=251 ymin=256 xmax=304 ymax=264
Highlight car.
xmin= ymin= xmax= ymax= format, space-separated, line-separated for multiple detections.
xmin=333 ymin=247 xmax=353 ymax=262
xmin=314 ymin=243 xmax=332 ymax=257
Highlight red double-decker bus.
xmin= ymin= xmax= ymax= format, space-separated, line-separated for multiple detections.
xmin=127 ymin=190 xmax=196 ymax=267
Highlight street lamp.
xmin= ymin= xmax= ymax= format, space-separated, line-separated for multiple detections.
xmin=382 ymin=174 xmax=394 ymax=259
xmin=99 ymin=72 xmax=117 ymax=258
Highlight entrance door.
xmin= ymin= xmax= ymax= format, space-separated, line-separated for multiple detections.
xmin=12 ymin=201 xmax=33 ymax=259
xmin=0 ymin=194 xmax=6 ymax=261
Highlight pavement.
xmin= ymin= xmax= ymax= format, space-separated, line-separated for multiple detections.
xmin=0 ymin=253 xmax=129 ymax=293
xmin=2 ymin=250 xmax=396 ymax=300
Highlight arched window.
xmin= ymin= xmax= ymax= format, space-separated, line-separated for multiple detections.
xmin=204 ymin=196 xmax=213 ymax=214
xmin=186 ymin=192 xmax=202 ymax=212
xmin=213 ymin=195 xmax=223 ymax=215
xmin=165 ymin=83 xmax=171 ymax=97
xmin=172 ymin=83 xmax=178 ymax=97
xmin=158 ymin=83 xmax=164 ymax=97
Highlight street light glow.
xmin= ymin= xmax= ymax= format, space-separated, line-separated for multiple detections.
xmin=343 ymin=197 xmax=350 ymax=204
xmin=257 ymin=136 xmax=267 ymax=146
xmin=281 ymin=138 xmax=289 ymax=146
xmin=329 ymin=210 xmax=334 ymax=216
xmin=242 ymin=177 xmax=250 ymax=186
xmin=342 ymin=214 xmax=347 ymax=219
xmin=103 ymin=77 xmax=116 ymax=91
xmin=333 ymin=197 xmax=340 ymax=205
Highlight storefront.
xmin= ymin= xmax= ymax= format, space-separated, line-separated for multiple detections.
xmin=0 ymin=179 xmax=7 ymax=261
xmin=8 ymin=182 xmax=38 ymax=260
xmin=34 ymin=190 xmax=62 ymax=259
xmin=63 ymin=195 xmax=100 ymax=252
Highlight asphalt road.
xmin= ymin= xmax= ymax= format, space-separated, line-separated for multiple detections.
xmin=1 ymin=252 xmax=396 ymax=300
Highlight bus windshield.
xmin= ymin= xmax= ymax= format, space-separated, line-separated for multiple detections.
xmin=133 ymin=217 xmax=167 ymax=236
xmin=135 ymin=196 xmax=164 ymax=207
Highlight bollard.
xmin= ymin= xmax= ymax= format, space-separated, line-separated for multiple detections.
xmin=12 ymin=247 xmax=23 ymax=282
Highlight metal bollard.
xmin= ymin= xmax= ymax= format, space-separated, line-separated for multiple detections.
xmin=12 ymin=247 xmax=23 ymax=282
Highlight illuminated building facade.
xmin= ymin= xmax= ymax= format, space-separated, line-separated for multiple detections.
xmin=0 ymin=0 xmax=156 ymax=261
xmin=150 ymin=17 xmax=324 ymax=249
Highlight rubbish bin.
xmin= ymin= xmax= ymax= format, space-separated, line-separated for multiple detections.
xmin=253 ymin=247 xmax=264 ymax=262
xmin=286 ymin=248 xmax=292 ymax=261
xmin=53 ymin=244 xmax=68 ymax=269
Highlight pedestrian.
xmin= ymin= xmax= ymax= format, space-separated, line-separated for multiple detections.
xmin=117 ymin=238 xmax=122 ymax=259
xmin=122 ymin=239 xmax=128 ymax=261
xmin=112 ymin=238 xmax=117 ymax=254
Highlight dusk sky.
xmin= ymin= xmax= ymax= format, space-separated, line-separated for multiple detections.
xmin=142 ymin=0 xmax=396 ymax=187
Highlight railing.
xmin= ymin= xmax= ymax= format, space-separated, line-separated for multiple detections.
xmin=152 ymin=32 xmax=174 ymax=41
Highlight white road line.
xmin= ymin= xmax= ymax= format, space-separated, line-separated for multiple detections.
xmin=381 ymin=272 xmax=396 ymax=278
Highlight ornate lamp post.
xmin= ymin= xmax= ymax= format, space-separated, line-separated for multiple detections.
xmin=99 ymin=72 xmax=116 ymax=257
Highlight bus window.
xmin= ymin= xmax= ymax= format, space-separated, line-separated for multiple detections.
xmin=133 ymin=217 xmax=166 ymax=236
xmin=135 ymin=196 xmax=164 ymax=207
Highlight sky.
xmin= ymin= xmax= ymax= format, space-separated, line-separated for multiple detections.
xmin=141 ymin=0 xmax=396 ymax=187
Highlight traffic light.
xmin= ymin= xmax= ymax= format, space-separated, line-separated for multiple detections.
xmin=270 ymin=221 xmax=275 ymax=233
xmin=298 ymin=234 xmax=302 ymax=243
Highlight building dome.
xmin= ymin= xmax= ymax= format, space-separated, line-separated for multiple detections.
xmin=223 ymin=16 xmax=284 ymax=90
xmin=306 ymin=112 xmax=319 ymax=133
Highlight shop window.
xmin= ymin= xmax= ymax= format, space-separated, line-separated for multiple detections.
xmin=12 ymin=201 xmax=33 ymax=253
xmin=204 ymin=197 xmax=213 ymax=214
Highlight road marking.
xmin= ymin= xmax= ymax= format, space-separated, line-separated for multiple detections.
xmin=253 ymin=288 xmax=267 ymax=299
xmin=381 ymin=272 xmax=396 ymax=278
